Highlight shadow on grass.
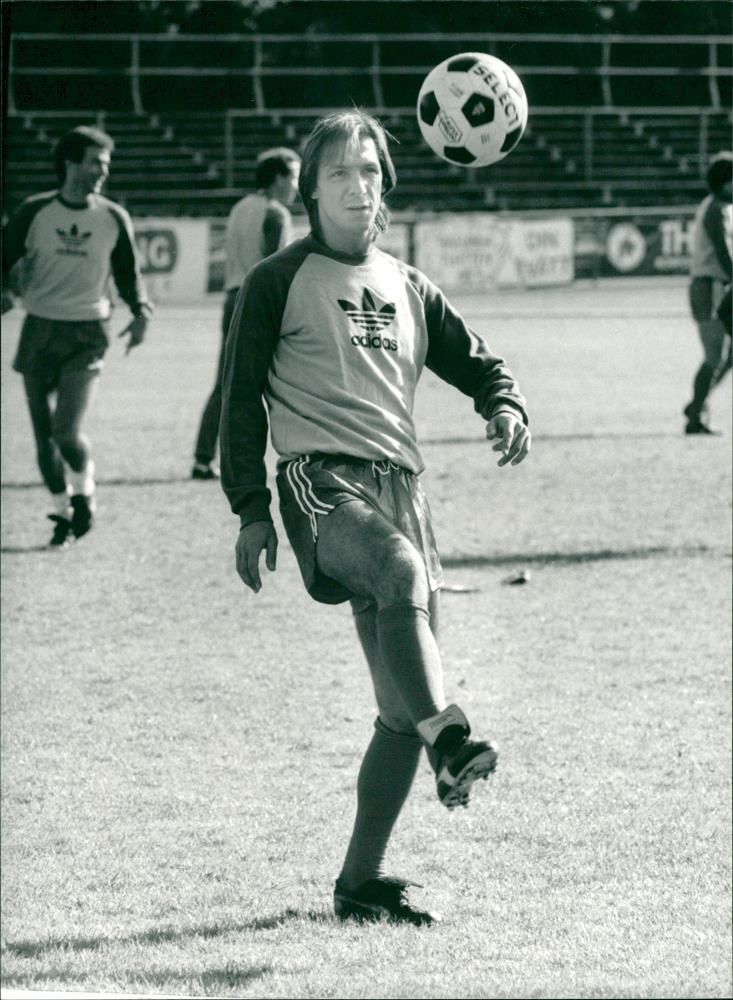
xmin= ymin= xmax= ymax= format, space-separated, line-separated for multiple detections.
xmin=2 ymin=964 xmax=275 ymax=991
xmin=422 ymin=430 xmax=689 ymax=446
xmin=1 ymin=475 xmax=194 ymax=490
xmin=0 ymin=543 xmax=55 ymax=554
xmin=442 ymin=543 xmax=725 ymax=569
xmin=3 ymin=907 xmax=327 ymax=959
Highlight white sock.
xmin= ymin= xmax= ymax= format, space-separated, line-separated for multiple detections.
xmin=68 ymin=460 xmax=95 ymax=497
xmin=51 ymin=489 xmax=72 ymax=519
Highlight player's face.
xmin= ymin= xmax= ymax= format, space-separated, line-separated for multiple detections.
xmin=312 ymin=135 xmax=382 ymax=251
xmin=68 ymin=146 xmax=111 ymax=195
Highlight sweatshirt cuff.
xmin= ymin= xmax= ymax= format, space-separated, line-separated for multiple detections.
xmin=238 ymin=494 xmax=273 ymax=527
xmin=487 ymin=401 xmax=529 ymax=425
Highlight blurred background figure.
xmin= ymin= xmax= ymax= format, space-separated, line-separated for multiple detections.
xmin=682 ymin=151 xmax=732 ymax=435
xmin=1 ymin=125 xmax=152 ymax=547
xmin=191 ymin=147 xmax=301 ymax=480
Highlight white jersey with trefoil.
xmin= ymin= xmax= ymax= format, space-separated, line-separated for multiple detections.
xmin=1 ymin=191 xmax=149 ymax=321
xmin=220 ymin=234 xmax=528 ymax=526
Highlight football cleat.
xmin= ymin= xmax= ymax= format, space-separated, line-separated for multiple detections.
xmin=191 ymin=462 xmax=220 ymax=480
xmin=685 ymin=420 xmax=719 ymax=435
xmin=48 ymin=514 xmax=73 ymax=548
xmin=417 ymin=704 xmax=498 ymax=810
xmin=334 ymin=876 xmax=440 ymax=926
xmin=436 ymin=738 xmax=498 ymax=809
xmin=70 ymin=494 xmax=95 ymax=538
xmin=685 ymin=420 xmax=720 ymax=437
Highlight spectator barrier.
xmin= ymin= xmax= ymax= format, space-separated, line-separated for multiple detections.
xmin=132 ymin=206 xmax=698 ymax=301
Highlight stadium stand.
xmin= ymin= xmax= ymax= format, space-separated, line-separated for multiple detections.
xmin=3 ymin=30 xmax=731 ymax=217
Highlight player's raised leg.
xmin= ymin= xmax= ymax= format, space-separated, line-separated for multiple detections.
xmin=316 ymin=499 xmax=445 ymax=720
xmin=316 ymin=500 xmax=498 ymax=811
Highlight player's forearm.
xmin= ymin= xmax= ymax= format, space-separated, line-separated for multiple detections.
xmin=421 ymin=278 xmax=528 ymax=424
xmin=111 ymin=232 xmax=152 ymax=315
xmin=2 ymin=221 xmax=26 ymax=282
xmin=473 ymin=367 xmax=528 ymax=425
xmin=219 ymin=400 xmax=273 ymax=526
xmin=219 ymin=295 xmax=279 ymax=524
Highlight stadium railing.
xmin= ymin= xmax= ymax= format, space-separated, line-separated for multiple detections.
xmin=8 ymin=31 xmax=730 ymax=113
xmin=5 ymin=31 xmax=731 ymax=216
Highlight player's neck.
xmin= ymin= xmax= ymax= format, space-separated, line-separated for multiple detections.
xmin=319 ymin=224 xmax=374 ymax=257
xmin=60 ymin=180 xmax=92 ymax=206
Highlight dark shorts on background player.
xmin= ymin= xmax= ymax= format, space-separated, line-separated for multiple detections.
xmin=276 ymin=453 xmax=444 ymax=605
xmin=12 ymin=315 xmax=109 ymax=382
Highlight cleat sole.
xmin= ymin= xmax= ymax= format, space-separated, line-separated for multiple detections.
xmin=442 ymin=749 xmax=498 ymax=810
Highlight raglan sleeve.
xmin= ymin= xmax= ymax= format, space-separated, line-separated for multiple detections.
xmin=220 ymin=260 xmax=285 ymax=526
xmin=417 ymin=270 xmax=528 ymax=425
xmin=109 ymin=206 xmax=153 ymax=316
xmin=2 ymin=199 xmax=36 ymax=288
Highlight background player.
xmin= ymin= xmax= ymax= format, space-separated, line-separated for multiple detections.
xmin=682 ymin=150 xmax=732 ymax=435
xmin=220 ymin=110 xmax=530 ymax=925
xmin=1 ymin=125 xmax=152 ymax=546
xmin=191 ymin=147 xmax=300 ymax=480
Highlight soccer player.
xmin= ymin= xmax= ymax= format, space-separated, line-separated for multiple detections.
xmin=1 ymin=125 xmax=152 ymax=547
xmin=220 ymin=111 xmax=530 ymax=925
xmin=682 ymin=151 xmax=732 ymax=435
xmin=191 ymin=147 xmax=300 ymax=480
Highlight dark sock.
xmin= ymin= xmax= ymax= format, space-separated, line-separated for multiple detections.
xmin=338 ymin=718 xmax=422 ymax=889
xmin=376 ymin=603 xmax=446 ymax=726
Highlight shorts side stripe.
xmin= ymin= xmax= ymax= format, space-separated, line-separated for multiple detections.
xmin=292 ymin=459 xmax=335 ymax=516
xmin=285 ymin=458 xmax=334 ymax=541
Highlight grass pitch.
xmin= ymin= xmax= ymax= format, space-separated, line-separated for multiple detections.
xmin=1 ymin=277 xmax=731 ymax=998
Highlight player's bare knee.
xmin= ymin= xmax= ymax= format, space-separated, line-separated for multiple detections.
xmin=699 ymin=319 xmax=727 ymax=366
xmin=54 ymin=434 xmax=83 ymax=464
xmin=52 ymin=431 xmax=75 ymax=455
xmin=373 ymin=540 xmax=429 ymax=608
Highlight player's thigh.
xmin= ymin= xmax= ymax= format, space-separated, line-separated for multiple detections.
xmin=316 ymin=499 xmax=430 ymax=608
xmin=22 ymin=373 xmax=54 ymax=440
xmin=689 ymin=277 xmax=714 ymax=323
xmin=53 ymin=367 xmax=101 ymax=439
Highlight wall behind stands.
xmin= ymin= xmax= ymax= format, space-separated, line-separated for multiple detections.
xmin=132 ymin=207 xmax=697 ymax=302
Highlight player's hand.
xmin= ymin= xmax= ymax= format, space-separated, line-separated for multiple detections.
xmin=486 ymin=410 xmax=531 ymax=467
xmin=236 ymin=521 xmax=278 ymax=593
xmin=118 ymin=313 xmax=149 ymax=355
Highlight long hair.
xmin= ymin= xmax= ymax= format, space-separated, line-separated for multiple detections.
xmin=298 ymin=110 xmax=397 ymax=240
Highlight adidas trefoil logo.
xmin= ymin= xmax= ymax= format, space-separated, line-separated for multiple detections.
xmin=338 ymin=288 xmax=398 ymax=352
xmin=56 ymin=224 xmax=91 ymax=257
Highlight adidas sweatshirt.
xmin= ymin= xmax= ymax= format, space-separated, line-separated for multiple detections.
xmin=2 ymin=191 xmax=150 ymax=321
xmin=220 ymin=233 xmax=528 ymax=526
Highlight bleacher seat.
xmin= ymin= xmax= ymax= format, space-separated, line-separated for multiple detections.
xmin=4 ymin=105 xmax=729 ymax=217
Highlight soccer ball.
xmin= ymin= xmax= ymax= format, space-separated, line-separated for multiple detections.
xmin=417 ymin=52 xmax=528 ymax=168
